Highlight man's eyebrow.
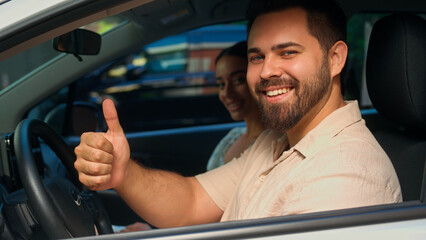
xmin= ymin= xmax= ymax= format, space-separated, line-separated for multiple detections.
xmin=272 ymin=42 xmax=304 ymax=51
xmin=247 ymin=42 xmax=304 ymax=54
xmin=247 ymin=47 xmax=261 ymax=55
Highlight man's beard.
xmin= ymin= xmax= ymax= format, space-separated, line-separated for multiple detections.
xmin=255 ymin=59 xmax=331 ymax=133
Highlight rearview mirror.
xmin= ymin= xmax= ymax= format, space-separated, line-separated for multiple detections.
xmin=53 ymin=29 xmax=101 ymax=55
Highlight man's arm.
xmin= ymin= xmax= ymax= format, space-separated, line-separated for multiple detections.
xmin=115 ymin=160 xmax=222 ymax=227
xmin=74 ymin=99 xmax=223 ymax=228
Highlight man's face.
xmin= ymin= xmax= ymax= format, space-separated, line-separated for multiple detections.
xmin=247 ymin=8 xmax=332 ymax=133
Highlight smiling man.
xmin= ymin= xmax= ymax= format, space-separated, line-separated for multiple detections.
xmin=74 ymin=0 xmax=402 ymax=228
xmin=196 ymin=1 xmax=401 ymax=221
xmin=246 ymin=1 xmax=347 ymax=147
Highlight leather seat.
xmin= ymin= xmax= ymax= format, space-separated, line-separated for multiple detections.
xmin=366 ymin=13 xmax=426 ymax=201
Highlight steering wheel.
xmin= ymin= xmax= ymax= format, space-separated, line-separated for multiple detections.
xmin=13 ymin=118 xmax=113 ymax=239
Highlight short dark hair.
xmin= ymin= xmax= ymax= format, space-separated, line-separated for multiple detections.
xmin=246 ymin=0 xmax=347 ymax=53
xmin=215 ymin=41 xmax=248 ymax=65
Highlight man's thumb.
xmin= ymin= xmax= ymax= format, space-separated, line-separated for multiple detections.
xmin=103 ymin=99 xmax=123 ymax=133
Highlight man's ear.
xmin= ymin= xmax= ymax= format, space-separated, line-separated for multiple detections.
xmin=328 ymin=41 xmax=348 ymax=78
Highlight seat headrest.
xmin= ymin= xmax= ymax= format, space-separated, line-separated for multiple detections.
xmin=366 ymin=14 xmax=426 ymax=130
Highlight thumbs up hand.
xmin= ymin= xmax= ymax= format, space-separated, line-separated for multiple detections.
xmin=74 ymin=99 xmax=130 ymax=191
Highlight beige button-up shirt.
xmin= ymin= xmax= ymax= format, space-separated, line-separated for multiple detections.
xmin=196 ymin=101 xmax=402 ymax=221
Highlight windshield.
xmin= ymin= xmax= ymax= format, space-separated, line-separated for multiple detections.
xmin=0 ymin=15 xmax=126 ymax=94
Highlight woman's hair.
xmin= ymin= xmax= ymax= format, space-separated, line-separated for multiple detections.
xmin=215 ymin=41 xmax=248 ymax=65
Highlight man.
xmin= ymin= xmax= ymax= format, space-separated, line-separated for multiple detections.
xmin=74 ymin=0 xmax=402 ymax=228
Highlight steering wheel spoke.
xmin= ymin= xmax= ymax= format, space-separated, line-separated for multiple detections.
xmin=13 ymin=119 xmax=113 ymax=239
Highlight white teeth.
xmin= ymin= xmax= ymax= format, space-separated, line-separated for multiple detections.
xmin=267 ymin=88 xmax=290 ymax=97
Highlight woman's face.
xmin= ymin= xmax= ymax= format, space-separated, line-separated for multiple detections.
xmin=215 ymin=55 xmax=257 ymax=121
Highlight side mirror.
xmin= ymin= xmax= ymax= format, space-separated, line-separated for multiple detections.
xmin=53 ymin=29 xmax=101 ymax=56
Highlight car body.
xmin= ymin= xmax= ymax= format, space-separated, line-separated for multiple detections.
xmin=0 ymin=0 xmax=425 ymax=239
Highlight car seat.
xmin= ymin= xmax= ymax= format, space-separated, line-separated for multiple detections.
xmin=366 ymin=13 xmax=426 ymax=202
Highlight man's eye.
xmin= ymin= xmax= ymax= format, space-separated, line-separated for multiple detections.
xmin=281 ymin=51 xmax=297 ymax=57
xmin=249 ymin=55 xmax=263 ymax=63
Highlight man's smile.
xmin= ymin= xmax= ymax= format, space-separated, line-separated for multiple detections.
xmin=258 ymin=86 xmax=295 ymax=103
xmin=266 ymin=87 xmax=292 ymax=97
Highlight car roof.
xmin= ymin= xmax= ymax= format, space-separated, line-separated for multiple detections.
xmin=0 ymin=0 xmax=70 ymax=33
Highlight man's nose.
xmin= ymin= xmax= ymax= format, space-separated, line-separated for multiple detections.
xmin=260 ymin=56 xmax=283 ymax=80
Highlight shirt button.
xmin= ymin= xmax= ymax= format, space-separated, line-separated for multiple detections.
xmin=258 ymin=175 xmax=266 ymax=182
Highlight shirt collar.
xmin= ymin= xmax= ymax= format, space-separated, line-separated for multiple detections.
xmin=272 ymin=133 xmax=288 ymax=161
xmin=292 ymin=100 xmax=362 ymax=158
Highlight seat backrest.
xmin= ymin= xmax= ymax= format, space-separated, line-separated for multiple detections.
xmin=366 ymin=13 xmax=426 ymax=202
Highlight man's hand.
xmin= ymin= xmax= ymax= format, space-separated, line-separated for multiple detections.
xmin=74 ymin=99 xmax=130 ymax=191
xmin=76 ymin=99 xmax=223 ymax=227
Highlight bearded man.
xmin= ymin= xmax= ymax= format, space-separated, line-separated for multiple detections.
xmin=74 ymin=0 xmax=402 ymax=227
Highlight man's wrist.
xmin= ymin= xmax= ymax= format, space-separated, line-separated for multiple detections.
xmin=114 ymin=158 xmax=136 ymax=193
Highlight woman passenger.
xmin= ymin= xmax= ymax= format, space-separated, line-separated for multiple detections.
xmin=206 ymin=41 xmax=265 ymax=170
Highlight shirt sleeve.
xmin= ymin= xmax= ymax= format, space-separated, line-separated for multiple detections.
xmin=196 ymin=149 xmax=247 ymax=211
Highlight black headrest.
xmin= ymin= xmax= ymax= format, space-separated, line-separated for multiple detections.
xmin=366 ymin=14 xmax=426 ymax=131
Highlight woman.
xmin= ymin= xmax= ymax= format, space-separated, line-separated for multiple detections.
xmin=206 ymin=41 xmax=265 ymax=170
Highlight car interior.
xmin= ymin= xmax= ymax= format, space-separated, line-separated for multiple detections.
xmin=0 ymin=0 xmax=425 ymax=239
